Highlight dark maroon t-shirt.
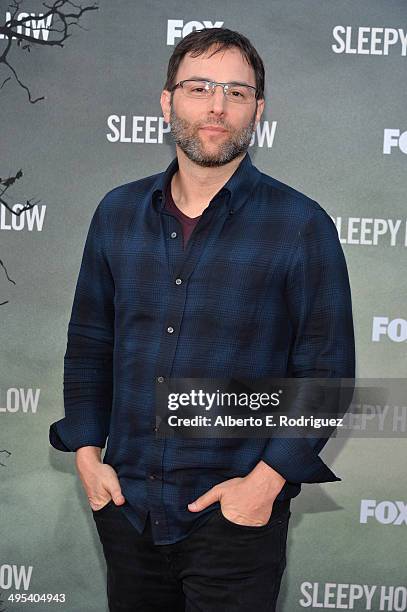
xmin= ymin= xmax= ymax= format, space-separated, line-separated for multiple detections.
xmin=164 ymin=182 xmax=201 ymax=249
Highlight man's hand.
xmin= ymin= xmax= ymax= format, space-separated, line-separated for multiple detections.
xmin=75 ymin=446 xmax=126 ymax=511
xmin=187 ymin=460 xmax=286 ymax=526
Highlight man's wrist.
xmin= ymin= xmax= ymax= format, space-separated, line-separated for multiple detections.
xmin=248 ymin=460 xmax=287 ymax=494
xmin=75 ymin=446 xmax=102 ymax=466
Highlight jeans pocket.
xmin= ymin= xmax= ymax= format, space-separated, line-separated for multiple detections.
xmin=217 ymin=507 xmax=284 ymax=531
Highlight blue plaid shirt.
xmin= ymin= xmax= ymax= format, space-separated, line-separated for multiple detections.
xmin=49 ymin=152 xmax=355 ymax=544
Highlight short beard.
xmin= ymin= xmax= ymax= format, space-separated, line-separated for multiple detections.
xmin=169 ymin=101 xmax=257 ymax=168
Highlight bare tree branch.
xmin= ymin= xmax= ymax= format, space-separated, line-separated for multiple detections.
xmin=0 ymin=0 xmax=98 ymax=102
xmin=0 ymin=169 xmax=41 ymax=215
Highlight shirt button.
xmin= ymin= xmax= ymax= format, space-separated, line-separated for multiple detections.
xmin=171 ymin=231 xmax=177 ymax=238
xmin=157 ymin=376 xmax=164 ymax=383
xmin=175 ymin=278 xmax=182 ymax=285
xmin=149 ymin=474 xmax=157 ymax=480
xmin=154 ymin=520 xmax=160 ymax=525
xmin=153 ymin=426 xmax=158 ymax=432
xmin=167 ymin=326 xmax=174 ymax=334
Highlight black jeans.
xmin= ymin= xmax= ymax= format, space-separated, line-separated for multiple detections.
xmin=92 ymin=499 xmax=291 ymax=612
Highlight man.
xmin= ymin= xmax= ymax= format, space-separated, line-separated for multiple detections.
xmin=49 ymin=28 xmax=355 ymax=612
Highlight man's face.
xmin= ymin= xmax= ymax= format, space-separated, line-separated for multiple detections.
xmin=161 ymin=45 xmax=265 ymax=167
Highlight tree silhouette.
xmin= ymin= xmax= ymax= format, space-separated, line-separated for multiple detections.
xmin=0 ymin=0 xmax=98 ymax=305
xmin=0 ymin=8 xmax=99 ymax=608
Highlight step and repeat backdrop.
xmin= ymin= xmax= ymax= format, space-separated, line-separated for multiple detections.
xmin=1 ymin=0 xmax=406 ymax=611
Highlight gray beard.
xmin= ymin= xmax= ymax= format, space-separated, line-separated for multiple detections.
xmin=169 ymin=104 xmax=256 ymax=168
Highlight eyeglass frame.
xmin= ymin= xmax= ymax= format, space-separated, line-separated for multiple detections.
xmin=171 ymin=79 xmax=258 ymax=103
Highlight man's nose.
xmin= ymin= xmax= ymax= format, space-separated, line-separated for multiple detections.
xmin=207 ymin=85 xmax=227 ymax=114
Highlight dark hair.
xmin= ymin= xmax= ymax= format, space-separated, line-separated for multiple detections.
xmin=164 ymin=28 xmax=265 ymax=100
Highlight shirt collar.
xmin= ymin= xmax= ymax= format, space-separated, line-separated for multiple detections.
xmin=151 ymin=151 xmax=262 ymax=215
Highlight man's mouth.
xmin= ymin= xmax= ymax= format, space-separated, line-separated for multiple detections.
xmin=199 ymin=126 xmax=228 ymax=133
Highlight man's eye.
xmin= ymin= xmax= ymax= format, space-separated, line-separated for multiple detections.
xmin=230 ymin=90 xmax=244 ymax=97
xmin=192 ymin=87 xmax=205 ymax=92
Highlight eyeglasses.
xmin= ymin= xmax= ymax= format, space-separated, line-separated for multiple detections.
xmin=172 ymin=79 xmax=257 ymax=104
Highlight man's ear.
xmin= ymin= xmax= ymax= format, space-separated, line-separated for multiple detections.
xmin=254 ymin=98 xmax=265 ymax=131
xmin=161 ymin=90 xmax=171 ymax=124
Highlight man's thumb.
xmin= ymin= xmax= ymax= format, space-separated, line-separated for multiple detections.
xmin=188 ymin=487 xmax=220 ymax=512
xmin=110 ymin=486 xmax=125 ymax=506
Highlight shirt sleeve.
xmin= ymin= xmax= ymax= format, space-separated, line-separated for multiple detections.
xmin=49 ymin=199 xmax=114 ymax=452
xmin=261 ymin=207 xmax=355 ymax=483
